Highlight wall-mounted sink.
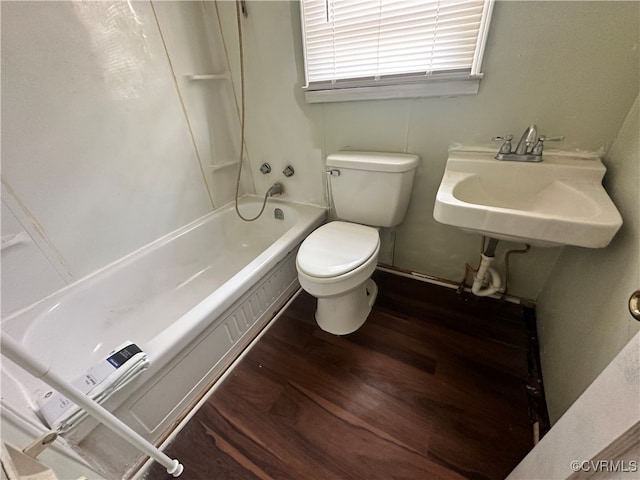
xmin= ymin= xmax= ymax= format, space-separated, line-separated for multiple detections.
xmin=433 ymin=150 xmax=623 ymax=247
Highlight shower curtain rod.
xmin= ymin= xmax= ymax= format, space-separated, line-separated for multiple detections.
xmin=0 ymin=334 xmax=184 ymax=477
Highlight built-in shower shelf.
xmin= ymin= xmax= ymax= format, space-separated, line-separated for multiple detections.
xmin=1 ymin=232 xmax=30 ymax=251
xmin=185 ymin=73 xmax=229 ymax=81
xmin=209 ymin=160 xmax=240 ymax=172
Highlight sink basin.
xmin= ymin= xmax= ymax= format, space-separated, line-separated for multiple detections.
xmin=433 ymin=150 xmax=623 ymax=247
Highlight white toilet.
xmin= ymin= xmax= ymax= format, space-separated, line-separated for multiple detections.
xmin=296 ymin=151 xmax=419 ymax=335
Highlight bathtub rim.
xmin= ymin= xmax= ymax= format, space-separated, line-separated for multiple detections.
xmin=0 ymin=196 xmax=326 ymax=430
xmin=1 ymin=195 xmax=325 ymax=325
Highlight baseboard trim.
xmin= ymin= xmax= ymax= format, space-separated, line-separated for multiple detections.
xmin=376 ymin=264 xmax=535 ymax=307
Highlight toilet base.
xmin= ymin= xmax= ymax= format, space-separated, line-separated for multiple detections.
xmin=315 ymin=279 xmax=378 ymax=335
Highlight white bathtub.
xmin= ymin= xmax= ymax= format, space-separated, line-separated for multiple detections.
xmin=1 ymin=196 xmax=325 ymax=477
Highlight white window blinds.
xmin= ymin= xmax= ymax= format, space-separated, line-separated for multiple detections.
xmin=300 ymin=0 xmax=494 ymax=102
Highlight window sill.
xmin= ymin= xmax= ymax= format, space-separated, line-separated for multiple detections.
xmin=304 ymin=78 xmax=481 ymax=104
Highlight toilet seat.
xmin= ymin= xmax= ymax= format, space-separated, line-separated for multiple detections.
xmin=297 ymin=221 xmax=379 ymax=278
xmin=297 ymin=238 xmax=380 ymax=298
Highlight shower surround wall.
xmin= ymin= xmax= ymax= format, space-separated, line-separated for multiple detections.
xmin=1 ymin=1 xmax=253 ymax=316
xmin=217 ymin=0 xmax=639 ymax=300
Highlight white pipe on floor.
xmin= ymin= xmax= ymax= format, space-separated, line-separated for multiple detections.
xmin=0 ymin=334 xmax=184 ymax=477
xmin=471 ymin=254 xmax=502 ymax=297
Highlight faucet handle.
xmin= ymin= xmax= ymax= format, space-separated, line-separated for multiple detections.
xmin=491 ymin=134 xmax=513 ymax=141
xmin=531 ymin=134 xmax=565 ymax=156
xmin=492 ymin=134 xmax=513 ymax=154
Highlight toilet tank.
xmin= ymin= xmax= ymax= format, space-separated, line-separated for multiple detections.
xmin=327 ymin=151 xmax=419 ymax=227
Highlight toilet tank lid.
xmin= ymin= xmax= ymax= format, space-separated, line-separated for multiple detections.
xmin=327 ymin=151 xmax=419 ymax=173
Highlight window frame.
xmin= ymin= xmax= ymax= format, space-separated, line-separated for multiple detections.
xmin=299 ymin=0 xmax=495 ymax=103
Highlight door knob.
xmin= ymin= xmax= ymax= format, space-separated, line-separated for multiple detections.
xmin=629 ymin=290 xmax=640 ymax=321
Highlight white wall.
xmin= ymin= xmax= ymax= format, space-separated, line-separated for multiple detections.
xmin=220 ymin=0 xmax=639 ymax=299
xmin=537 ymin=96 xmax=640 ymax=424
xmin=1 ymin=1 xmax=249 ymax=316
xmin=508 ymin=331 xmax=640 ymax=480
xmin=215 ymin=0 xmax=326 ymax=208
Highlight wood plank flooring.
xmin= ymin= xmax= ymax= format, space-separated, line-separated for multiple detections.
xmin=145 ymin=270 xmax=546 ymax=480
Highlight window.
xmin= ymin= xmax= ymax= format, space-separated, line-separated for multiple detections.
xmin=300 ymin=0 xmax=494 ymax=103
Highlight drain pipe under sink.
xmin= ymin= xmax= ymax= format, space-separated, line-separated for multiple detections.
xmin=472 ymin=238 xmax=502 ymax=297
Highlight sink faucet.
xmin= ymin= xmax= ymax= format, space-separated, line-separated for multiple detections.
xmin=514 ymin=124 xmax=538 ymax=155
xmin=493 ymin=124 xmax=564 ymax=162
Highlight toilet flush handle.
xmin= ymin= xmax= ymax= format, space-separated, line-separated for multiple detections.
xmin=327 ymin=169 xmax=340 ymax=176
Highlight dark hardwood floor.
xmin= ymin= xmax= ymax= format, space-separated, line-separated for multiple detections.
xmin=145 ymin=270 xmax=546 ymax=480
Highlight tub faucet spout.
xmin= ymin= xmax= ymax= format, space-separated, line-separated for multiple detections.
xmin=267 ymin=182 xmax=284 ymax=196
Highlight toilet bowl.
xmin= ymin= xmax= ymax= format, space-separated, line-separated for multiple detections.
xmin=296 ymin=151 xmax=419 ymax=335
xmin=296 ymin=221 xmax=380 ymax=335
